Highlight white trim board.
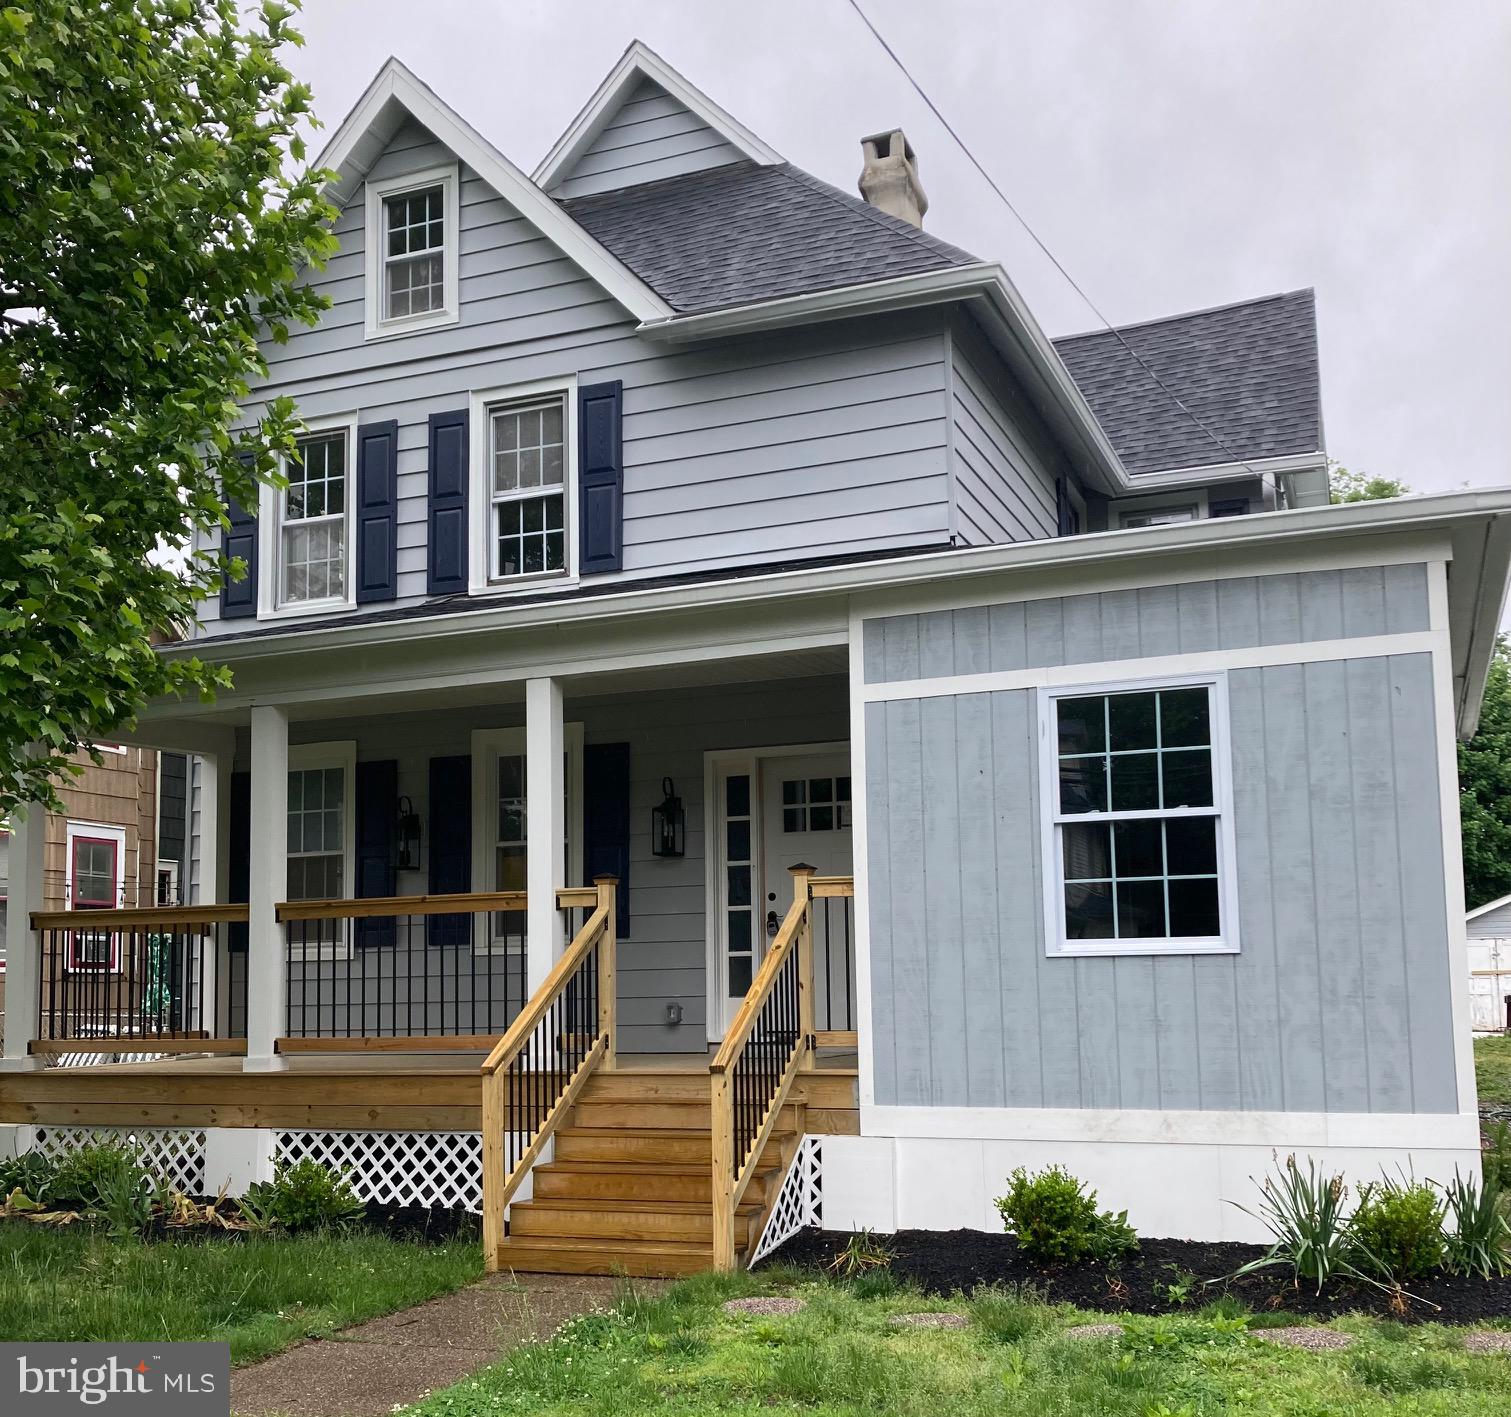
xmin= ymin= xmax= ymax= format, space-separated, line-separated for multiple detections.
xmin=860 ymin=1103 xmax=1481 ymax=1150
xmin=313 ymin=57 xmax=672 ymax=324
xmin=860 ymin=631 xmax=1442 ymax=704
xmin=533 ymin=40 xmax=782 ymax=193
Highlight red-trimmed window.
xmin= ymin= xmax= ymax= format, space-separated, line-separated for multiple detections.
xmin=67 ymin=833 xmax=119 ymax=970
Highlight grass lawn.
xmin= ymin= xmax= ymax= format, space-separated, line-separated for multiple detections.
xmin=402 ymin=1269 xmax=1511 ymax=1417
xmin=1477 ymin=1035 xmax=1511 ymax=1107
xmin=0 ymin=1224 xmax=482 ymax=1364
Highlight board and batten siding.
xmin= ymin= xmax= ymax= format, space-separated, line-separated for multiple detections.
xmin=548 ymin=77 xmax=746 ymax=199
xmin=195 ymin=118 xmax=954 ymax=637
xmin=862 ymin=564 xmax=1432 ymax=684
xmin=862 ymin=564 xmax=1458 ymax=1115
xmin=947 ymin=314 xmax=1067 ymax=545
xmin=229 ymin=675 xmax=847 ymax=1051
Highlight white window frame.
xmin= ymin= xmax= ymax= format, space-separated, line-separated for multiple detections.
xmin=259 ymin=413 xmax=358 ymax=620
xmin=469 ymin=724 xmax=585 ymax=956
xmin=64 ymin=820 xmax=127 ymax=972
xmin=363 ymin=162 xmax=461 ymax=340
xmin=1037 ymin=672 xmax=1240 ymax=958
xmin=285 ymin=741 xmax=357 ymax=962
xmin=1118 ymin=503 xmax=1201 ymax=529
xmin=468 ymin=377 xmax=579 ymax=595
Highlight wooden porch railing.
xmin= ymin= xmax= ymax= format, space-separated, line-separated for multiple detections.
xmin=30 ymin=903 xmax=250 ymax=1053
xmin=709 ymin=864 xmax=830 ymax=1270
xmin=479 ymin=876 xmax=617 ymax=1269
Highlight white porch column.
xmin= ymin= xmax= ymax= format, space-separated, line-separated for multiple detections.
xmin=1 ymin=794 xmax=46 ymax=1071
xmin=245 ymin=705 xmax=288 ymax=1071
xmin=525 ymin=677 xmax=565 ymax=997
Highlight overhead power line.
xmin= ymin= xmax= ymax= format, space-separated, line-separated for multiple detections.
xmin=844 ymin=0 xmax=1268 ymax=481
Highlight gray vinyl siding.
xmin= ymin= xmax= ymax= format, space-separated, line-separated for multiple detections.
xmin=862 ymin=563 xmax=1432 ymax=683
xmin=236 ymin=676 xmax=847 ymax=1051
xmin=1469 ymin=901 xmax=1511 ymax=937
xmin=866 ymin=651 xmax=1457 ymax=1114
xmin=549 ymin=77 xmax=746 ymax=199
xmin=193 ymin=119 xmax=953 ymax=638
xmin=947 ymin=315 xmax=1067 ymax=545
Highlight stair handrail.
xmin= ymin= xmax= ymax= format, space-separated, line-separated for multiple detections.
xmin=709 ymin=864 xmax=816 ymax=1269
xmin=480 ymin=875 xmax=617 ymax=1270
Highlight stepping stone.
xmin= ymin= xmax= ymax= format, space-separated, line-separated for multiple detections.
xmin=888 ymin=1312 xmax=970 ymax=1329
xmin=721 ymin=1296 xmax=807 ymax=1317
xmin=1064 ymin=1323 xmax=1124 ymax=1340
xmin=1464 ymin=1330 xmax=1511 ymax=1354
xmin=1252 ymin=1326 xmax=1355 ymax=1350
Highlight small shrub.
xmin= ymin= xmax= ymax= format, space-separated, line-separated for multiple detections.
xmin=1350 ymin=1175 xmax=1446 ymax=1280
xmin=826 ymin=1227 xmax=892 ymax=1280
xmin=1230 ymin=1154 xmax=1362 ymax=1292
xmin=1442 ymin=1169 xmax=1511 ymax=1278
xmin=994 ymin=1165 xmax=1138 ymax=1264
xmin=0 ymin=1149 xmax=58 ymax=1203
xmin=242 ymin=1159 xmax=364 ymax=1233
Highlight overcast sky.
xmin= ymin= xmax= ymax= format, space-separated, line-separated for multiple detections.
xmin=287 ymin=0 xmax=1511 ymax=494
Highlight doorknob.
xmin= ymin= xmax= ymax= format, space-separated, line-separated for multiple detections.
xmin=765 ymin=910 xmax=780 ymax=938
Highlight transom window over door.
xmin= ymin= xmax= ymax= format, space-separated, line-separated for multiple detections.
xmin=491 ymin=398 xmax=566 ymax=580
xmin=281 ymin=430 xmax=348 ymax=606
xmin=1040 ymin=676 xmax=1238 ymax=956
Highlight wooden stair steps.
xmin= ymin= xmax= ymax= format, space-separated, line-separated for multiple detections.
xmin=532 ymin=1159 xmax=776 ymax=1205
xmin=494 ymin=1234 xmax=715 ymax=1278
xmin=512 ymin=1196 xmax=760 ymax=1243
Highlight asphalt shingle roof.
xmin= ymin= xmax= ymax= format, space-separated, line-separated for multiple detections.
xmin=1052 ymin=289 xmax=1323 ymax=475
xmin=560 ymin=160 xmax=979 ymax=314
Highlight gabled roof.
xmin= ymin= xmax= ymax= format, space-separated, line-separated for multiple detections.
xmin=533 ymin=40 xmax=781 ymax=194
xmin=1052 ymin=290 xmax=1324 ymax=476
xmin=1469 ymin=892 xmax=1511 ymax=921
xmin=560 ymin=160 xmax=978 ymax=314
xmin=311 ymin=57 xmax=672 ymax=323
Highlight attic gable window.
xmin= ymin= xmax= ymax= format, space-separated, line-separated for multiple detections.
xmin=364 ymin=163 xmax=460 ymax=339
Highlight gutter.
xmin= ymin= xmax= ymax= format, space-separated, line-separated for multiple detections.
xmin=163 ymin=489 xmax=1511 ymax=676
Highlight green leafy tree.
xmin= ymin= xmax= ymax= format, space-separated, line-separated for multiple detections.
xmin=1461 ymin=639 xmax=1511 ymax=909
xmin=0 ymin=0 xmax=336 ymax=813
xmin=1330 ymin=461 xmax=1411 ymax=503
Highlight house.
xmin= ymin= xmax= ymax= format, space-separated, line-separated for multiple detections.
xmin=2 ymin=41 xmax=1508 ymax=1271
xmin=1467 ymin=894 xmax=1511 ymax=1033
xmin=0 ymin=744 xmax=170 ymax=1047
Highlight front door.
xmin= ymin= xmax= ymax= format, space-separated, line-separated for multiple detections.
xmin=713 ymin=748 xmax=854 ymax=1036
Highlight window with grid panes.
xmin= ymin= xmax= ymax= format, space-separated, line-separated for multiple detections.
xmin=383 ymin=185 xmax=445 ymax=321
xmin=490 ymin=398 xmax=566 ymax=579
xmin=281 ymin=431 xmax=347 ymax=605
xmin=1047 ymin=681 xmax=1232 ymax=951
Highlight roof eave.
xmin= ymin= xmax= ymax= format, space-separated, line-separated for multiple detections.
xmin=311 ymin=57 xmax=673 ymax=324
xmin=637 ymin=262 xmax=1133 ymax=497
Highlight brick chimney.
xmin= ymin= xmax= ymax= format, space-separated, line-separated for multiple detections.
xmin=858 ymin=129 xmax=928 ymax=228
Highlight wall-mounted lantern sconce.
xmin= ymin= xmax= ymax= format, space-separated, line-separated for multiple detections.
xmin=397 ymin=795 xmax=422 ymax=871
xmin=651 ymin=776 xmax=686 ymax=858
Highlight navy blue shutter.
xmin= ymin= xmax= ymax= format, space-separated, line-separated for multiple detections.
xmin=583 ymin=742 xmax=631 ymax=938
xmin=355 ymin=759 xmax=398 ymax=948
xmin=1055 ymin=477 xmax=1080 ymax=536
xmin=220 ymin=455 xmax=259 ymax=619
xmin=578 ymin=381 xmax=624 ymax=575
xmin=427 ymin=755 xmax=472 ymax=946
xmin=228 ymin=771 xmax=251 ymax=951
xmin=427 ymin=409 xmax=469 ymax=595
xmin=355 ymin=420 xmax=399 ymax=603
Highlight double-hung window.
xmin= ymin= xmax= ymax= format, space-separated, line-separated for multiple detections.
xmin=490 ymin=396 xmax=567 ymax=580
xmin=1041 ymin=676 xmax=1237 ymax=955
xmin=65 ymin=821 xmax=125 ymax=971
xmin=364 ymin=164 xmax=459 ymax=338
xmin=285 ymin=743 xmax=356 ymax=958
xmin=279 ymin=429 xmax=350 ymax=608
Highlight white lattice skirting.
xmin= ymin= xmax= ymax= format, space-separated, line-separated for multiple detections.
xmin=275 ymin=1130 xmax=482 ymax=1211
xmin=750 ymin=1136 xmax=822 ymax=1266
xmin=31 ymin=1126 xmax=207 ymax=1196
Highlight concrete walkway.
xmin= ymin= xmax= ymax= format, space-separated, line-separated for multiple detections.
xmin=231 ymin=1273 xmax=643 ymax=1417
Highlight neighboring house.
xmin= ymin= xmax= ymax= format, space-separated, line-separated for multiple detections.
xmin=1468 ymin=893 xmax=1511 ymax=1033
xmin=3 ymin=42 xmax=1509 ymax=1271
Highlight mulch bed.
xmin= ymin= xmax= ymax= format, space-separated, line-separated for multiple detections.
xmin=770 ymin=1228 xmax=1511 ymax=1325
